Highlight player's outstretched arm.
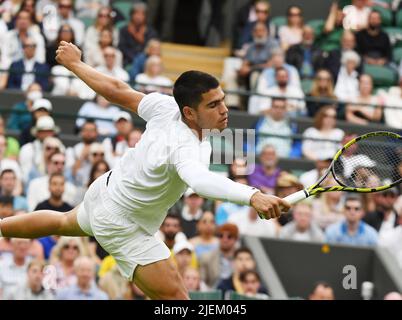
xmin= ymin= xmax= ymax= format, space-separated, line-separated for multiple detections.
xmin=177 ymin=161 xmax=290 ymax=219
xmin=56 ymin=41 xmax=144 ymax=114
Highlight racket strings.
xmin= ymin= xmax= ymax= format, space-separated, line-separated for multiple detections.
xmin=333 ymin=135 xmax=402 ymax=189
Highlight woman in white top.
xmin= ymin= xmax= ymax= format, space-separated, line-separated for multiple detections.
xmin=378 ymin=80 xmax=402 ymax=129
xmin=302 ymin=105 xmax=344 ymax=161
xmin=342 ymin=0 xmax=371 ymax=31
xmin=334 ymin=50 xmax=360 ymax=101
xmin=346 ymin=74 xmax=383 ymax=125
xmin=135 ymin=55 xmax=173 ymax=94
xmin=83 ymin=6 xmax=118 ymax=54
xmin=278 ymin=5 xmax=304 ymax=51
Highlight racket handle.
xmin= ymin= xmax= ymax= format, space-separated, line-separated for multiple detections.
xmin=283 ymin=190 xmax=309 ymax=205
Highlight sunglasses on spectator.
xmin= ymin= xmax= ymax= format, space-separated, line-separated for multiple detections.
xmin=23 ymin=44 xmax=36 ymax=48
xmin=52 ymin=161 xmax=65 ymax=165
xmin=63 ymin=244 xmax=79 ymax=250
xmin=59 ymin=4 xmax=72 ymax=9
xmin=46 ymin=146 xmax=59 ymax=151
xmin=98 ymin=13 xmax=110 ymax=18
xmin=345 ymin=206 xmax=361 ymax=211
xmin=92 ymin=152 xmax=104 ymax=156
xmin=256 ymin=9 xmax=268 ymax=14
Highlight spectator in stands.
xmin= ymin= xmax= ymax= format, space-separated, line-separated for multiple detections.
xmin=249 ymin=67 xmax=305 ymax=116
xmin=380 ymin=77 xmax=402 ymax=129
xmin=228 ymin=158 xmax=248 ymax=180
xmin=84 ymin=28 xmax=123 ymax=68
xmin=199 ymin=223 xmax=239 ymax=289
xmin=129 ymin=38 xmax=161 ymax=82
xmin=342 ymin=0 xmax=371 ymax=31
xmin=0 ymin=0 xmax=24 ymax=24
xmin=46 ymin=23 xmax=76 ymax=68
xmin=248 ymin=144 xmax=282 ymax=194
xmin=66 ymin=120 xmax=97 ymax=173
xmin=217 ymin=247 xmax=266 ymax=298
xmin=325 ymin=30 xmax=360 ymax=81
xmin=278 ymin=5 xmax=304 ymax=51
xmin=56 ymin=256 xmax=108 ymax=300
xmin=311 ymin=177 xmax=344 ymax=230
xmin=4 ymin=259 xmax=54 ymax=300
xmin=98 ymin=265 xmax=133 ymax=300
xmin=135 ymin=55 xmax=172 ymax=94
xmin=356 ymin=10 xmax=392 ymax=66
xmin=334 ymin=50 xmax=361 ymax=101
xmin=5 ymin=82 xmax=42 ymax=132
xmin=239 ymin=269 xmax=269 ymax=300
xmin=279 ymin=202 xmax=325 ymax=242
xmin=384 ymin=292 xmax=402 ymax=300
xmin=158 ymin=213 xmax=188 ymax=250
xmin=172 ymin=241 xmax=196 ymax=278
xmin=0 ymin=117 xmax=19 ymax=161
xmin=27 ymin=151 xmax=76 ymax=210
xmin=5 ymin=37 xmax=50 ymax=91
xmin=95 ymin=46 xmax=129 ymax=82
xmin=127 ymin=128 xmax=143 ymax=148
xmin=0 ymin=169 xmax=28 ymax=212
xmin=364 ymin=187 xmax=400 ymax=236
xmin=237 ymin=21 xmax=279 ymax=89
xmin=19 ymin=98 xmax=53 ymax=147
xmin=118 ymin=2 xmax=158 ymax=67
xmin=182 ymin=267 xmax=209 ymax=292
xmin=254 ymin=48 xmax=301 ymax=92
xmin=229 ymin=207 xmax=279 ymax=238
xmin=300 ymin=150 xmax=333 ymax=188
xmin=286 ymin=26 xmax=325 ymax=79
xmin=102 ymin=111 xmax=133 ymax=163
xmin=19 ymin=115 xmax=59 ymax=184
xmin=44 ymin=0 xmax=85 ymax=46
xmin=379 ymin=214 xmax=402 ymax=269
xmin=326 ymin=196 xmax=378 ymax=246
xmin=0 ymin=195 xmax=14 ymax=219
xmin=34 ymin=173 xmax=74 ymax=212
xmin=236 ymin=0 xmax=272 ymax=52
xmin=306 ymin=69 xmax=337 ymax=117
xmin=75 ymin=0 xmax=109 ymax=20
xmin=190 ymin=211 xmax=219 ymax=259
xmin=255 ymin=97 xmax=293 ymax=157
xmin=73 ymin=142 xmax=107 ymax=188
xmin=323 ymin=1 xmax=345 ymax=37
xmin=76 ymin=95 xmax=121 ymax=137
xmin=308 ymin=281 xmax=335 ymax=300
xmin=0 ymin=10 xmax=45 ymax=72
xmin=345 ymin=74 xmax=383 ymax=124
xmin=302 ymin=105 xmax=344 ymax=161
xmin=87 ymin=160 xmax=110 ymax=189
xmin=49 ymin=236 xmax=84 ymax=290
xmin=0 ymin=137 xmax=23 ymax=193
xmin=179 ymin=188 xmax=204 ymax=239
xmin=0 ymin=238 xmax=32 ymax=299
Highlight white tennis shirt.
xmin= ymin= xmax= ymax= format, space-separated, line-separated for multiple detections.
xmin=105 ymin=93 xmax=258 ymax=235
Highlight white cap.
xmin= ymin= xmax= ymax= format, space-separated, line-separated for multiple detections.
xmin=31 ymin=116 xmax=59 ymax=135
xmin=184 ymin=188 xmax=197 ymax=197
xmin=89 ymin=142 xmax=105 ymax=154
xmin=173 ymin=241 xmax=194 ymax=255
xmin=32 ymin=98 xmax=52 ymax=112
xmin=113 ymin=111 xmax=132 ymax=122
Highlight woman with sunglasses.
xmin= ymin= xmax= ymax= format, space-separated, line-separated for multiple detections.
xmin=278 ymin=5 xmax=304 ymax=51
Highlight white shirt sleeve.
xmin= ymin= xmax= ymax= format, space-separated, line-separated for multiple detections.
xmin=137 ymin=92 xmax=179 ymax=122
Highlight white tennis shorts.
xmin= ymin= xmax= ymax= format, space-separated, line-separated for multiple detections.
xmin=77 ymin=171 xmax=171 ymax=281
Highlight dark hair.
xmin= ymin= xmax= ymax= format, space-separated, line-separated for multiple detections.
xmin=49 ymin=173 xmax=65 ymax=184
xmin=57 ymin=23 xmax=76 ymax=45
xmin=239 ymin=269 xmax=261 ymax=283
xmin=0 ymin=169 xmax=16 ymax=179
xmin=173 ymin=70 xmax=220 ymax=116
xmin=0 ymin=195 xmax=14 ymax=206
xmin=164 ymin=213 xmax=181 ymax=222
xmin=88 ymin=160 xmax=110 ymax=187
xmin=234 ymin=247 xmax=253 ymax=259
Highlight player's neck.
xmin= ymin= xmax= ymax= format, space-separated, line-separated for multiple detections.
xmin=183 ymin=118 xmax=203 ymax=141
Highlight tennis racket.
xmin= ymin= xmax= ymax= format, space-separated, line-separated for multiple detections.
xmin=283 ymin=131 xmax=402 ymax=206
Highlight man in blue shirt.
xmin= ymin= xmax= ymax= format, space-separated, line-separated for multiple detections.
xmin=326 ymin=196 xmax=378 ymax=246
xmin=56 ymin=256 xmax=108 ymax=300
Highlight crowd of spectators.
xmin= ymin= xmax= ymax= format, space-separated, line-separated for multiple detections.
xmin=0 ymin=0 xmax=401 ymax=301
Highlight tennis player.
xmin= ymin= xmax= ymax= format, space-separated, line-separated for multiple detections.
xmin=0 ymin=41 xmax=290 ymax=299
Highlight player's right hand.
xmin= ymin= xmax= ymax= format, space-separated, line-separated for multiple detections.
xmin=55 ymin=41 xmax=82 ymax=70
xmin=250 ymin=192 xmax=291 ymax=219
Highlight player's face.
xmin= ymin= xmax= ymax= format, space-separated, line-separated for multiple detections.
xmin=196 ymin=87 xmax=228 ymax=131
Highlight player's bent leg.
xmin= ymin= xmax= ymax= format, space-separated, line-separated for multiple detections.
xmin=133 ymin=257 xmax=189 ymax=300
xmin=0 ymin=205 xmax=88 ymax=238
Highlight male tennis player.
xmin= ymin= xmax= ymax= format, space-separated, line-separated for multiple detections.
xmin=0 ymin=41 xmax=290 ymax=299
